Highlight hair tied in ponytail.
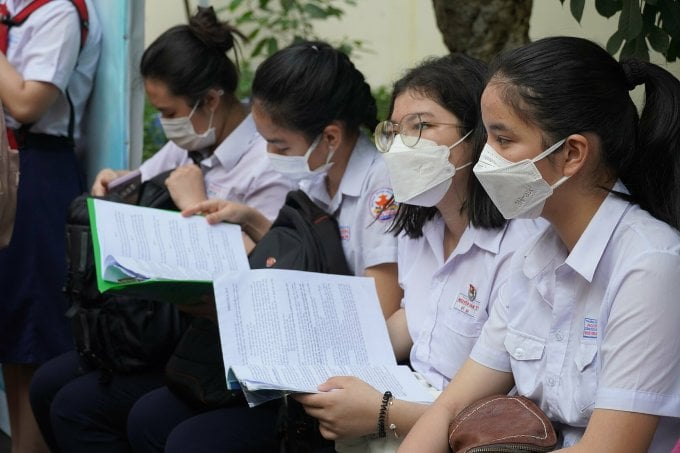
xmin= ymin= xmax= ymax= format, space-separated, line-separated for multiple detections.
xmin=621 ymin=59 xmax=646 ymax=91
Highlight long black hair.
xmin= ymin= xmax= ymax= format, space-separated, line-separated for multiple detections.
xmin=140 ymin=7 xmax=245 ymax=104
xmin=488 ymin=36 xmax=680 ymax=229
xmin=389 ymin=54 xmax=505 ymax=238
xmin=251 ymin=40 xmax=377 ymax=141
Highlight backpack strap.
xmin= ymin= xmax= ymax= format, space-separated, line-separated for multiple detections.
xmin=0 ymin=0 xmax=89 ymax=146
xmin=68 ymin=0 xmax=88 ymax=51
xmin=2 ymin=0 xmax=88 ymax=50
xmin=283 ymin=190 xmax=352 ymax=276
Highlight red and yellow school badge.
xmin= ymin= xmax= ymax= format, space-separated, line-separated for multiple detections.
xmin=369 ymin=188 xmax=398 ymax=222
xmin=468 ymin=284 xmax=477 ymax=302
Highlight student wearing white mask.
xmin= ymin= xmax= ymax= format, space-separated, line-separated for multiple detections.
xmin=292 ymin=54 xmax=544 ymax=451
xmin=402 ymin=37 xmax=680 ymax=453
xmin=91 ymin=7 xmax=291 ymax=219
xmin=125 ymin=40 xmax=401 ymax=452
xmin=28 ymin=8 xmax=292 ymax=453
xmin=181 ymin=40 xmax=401 ymax=315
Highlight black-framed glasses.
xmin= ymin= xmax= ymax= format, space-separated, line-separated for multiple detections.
xmin=374 ymin=113 xmax=465 ymax=153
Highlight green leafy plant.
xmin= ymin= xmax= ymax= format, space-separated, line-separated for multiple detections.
xmin=220 ymin=0 xmax=363 ymax=59
xmin=217 ymin=0 xmax=367 ymax=99
xmin=560 ymin=0 xmax=680 ymax=61
xmin=142 ymin=98 xmax=166 ymax=161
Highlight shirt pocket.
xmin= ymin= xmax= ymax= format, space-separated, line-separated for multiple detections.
xmin=504 ymin=330 xmax=545 ymax=392
xmin=572 ymin=342 xmax=598 ymax=414
xmin=443 ymin=311 xmax=484 ymax=338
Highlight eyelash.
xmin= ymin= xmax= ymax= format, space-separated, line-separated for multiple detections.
xmin=270 ymin=144 xmax=288 ymax=153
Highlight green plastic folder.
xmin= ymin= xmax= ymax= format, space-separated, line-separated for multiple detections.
xmin=87 ymin=198 xmax=249 ymax=304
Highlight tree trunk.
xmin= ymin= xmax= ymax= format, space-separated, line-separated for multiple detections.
xmin=432 ymin=0 xmax=533 ymax=62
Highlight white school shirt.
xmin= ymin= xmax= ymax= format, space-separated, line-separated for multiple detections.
xmin=471 ymin=182 xmax=680 ymax=452
xmin=140 ymin=114 xmax=294 ymax=221
xmin=402 ymin=217 xmax=545 ymax=391
xmin=299 ymin=134 xmax=398 ymax=276
xmin=3 ymin=0 xmax=101 ymax=138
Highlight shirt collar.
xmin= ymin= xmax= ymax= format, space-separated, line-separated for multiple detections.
xmin=301 ymin=133 xmax=375 ymax=212
xmin=337 ymin=134 xmax=374 ymax=198
xmin=203 ymin=112 xmax=257 ymax=171
xmin=422 ymin=216 xmax=509 ymax=266
xmin=566 ymin=181 xmax=630 ymax=282
xmin=522 ymin=181 xmax=631 ymax=282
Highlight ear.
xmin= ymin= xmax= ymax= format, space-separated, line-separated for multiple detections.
xmin=561 ymin=133 xmax=589 ymax=177
xmin=321 ymin=123 xmax=343 ymax=151
xmin=204 ymin=88 xmax=224 ymax=112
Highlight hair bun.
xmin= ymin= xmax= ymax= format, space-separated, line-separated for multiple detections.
xmin=188 ymin=6 xmax=243 ymax=54
xmin=621 ymin=59 xmax=646 ymax=91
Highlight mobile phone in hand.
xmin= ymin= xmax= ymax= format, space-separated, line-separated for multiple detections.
xmin=107 ymin=170 xmax=142 ymax=203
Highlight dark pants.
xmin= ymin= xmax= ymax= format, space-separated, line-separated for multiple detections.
xmin=127 ymin=387 xmax=292 ymax=452
xmin=29 ymin=351 xmax=165 ymax=453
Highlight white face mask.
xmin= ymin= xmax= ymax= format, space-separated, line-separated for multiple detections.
xmin=160 ymin=100 xmax=217 ymax=151
xmin=473 ymin=139 xmax=568 ymax=219
xmin=382 ymin=131 xmax=472 ymax=207
xmin=267 ymin=134 xmax=334 ymax=183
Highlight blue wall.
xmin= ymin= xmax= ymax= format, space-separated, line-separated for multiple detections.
xmin=82 ymin=0 xmax=145 ymax=186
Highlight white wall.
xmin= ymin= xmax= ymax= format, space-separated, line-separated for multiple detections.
xmin=145 ymin=0 xmax=679 ymax=89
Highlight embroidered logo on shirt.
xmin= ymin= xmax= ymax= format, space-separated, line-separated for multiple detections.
xmin=339 ymin=226 xmax=350 ymax=241
xmin=452 ymin=291 xmax=481 ymax=319
xmin=206 ymin=182 xmax=235 ymax=200
xmin=468 ymin=284 xmax=477 ymax=302
xmin=369 ymin=188 xmax=398 ymax=222
xmin=583 ymin=318 xmax=598 ymax=339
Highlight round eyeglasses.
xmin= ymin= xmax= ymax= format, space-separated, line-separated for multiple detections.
xmin=374 ymin=113 xmax=465 ymax=153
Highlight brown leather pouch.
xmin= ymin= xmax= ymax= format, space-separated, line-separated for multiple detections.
xmin=448 ymin=395 xmax=557 ymax=452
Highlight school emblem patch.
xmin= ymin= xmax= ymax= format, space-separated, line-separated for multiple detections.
xmin=369 ymin=188 xmax=398 ymax=222
xmin=468 ymin=284 xmax=477 ymax=302
xmin=583 ymin=318 xmax=598 ymax=339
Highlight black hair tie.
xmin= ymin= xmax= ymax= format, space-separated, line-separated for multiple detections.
xmin=621 ymin=59 xmax=645 ymax=91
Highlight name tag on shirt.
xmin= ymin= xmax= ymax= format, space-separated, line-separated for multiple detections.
xmin=452 ymin=292 xmax=481 ymax=319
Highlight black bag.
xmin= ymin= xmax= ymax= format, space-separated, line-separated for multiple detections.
xmin=64 ymin=171 xmax=189 ymax=378
xmin=247 ymin=189 xmax=352 ymax=274
xmin=164 ymin=190 xmax=352 ymax=410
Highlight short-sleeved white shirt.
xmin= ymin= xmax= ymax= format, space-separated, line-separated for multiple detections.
xmin=402 ymin=217 xmax=545 ymax=390
xmin=3 ymin=0 xmax=102 ymax=138
xmin=300 ymin=134 xmax=398 ymax=276
xmin=140 ymin=114 xmax=294 ymax=221
xmin=471 ymin=182 xmax=680 ymax=451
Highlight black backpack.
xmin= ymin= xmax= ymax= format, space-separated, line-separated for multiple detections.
xmin=164 ymin=190 xmax=351 ymax=449
xmin=64 ymin=171 xmax=189 ymax=380
xmin=248 ymin=189 xmax=351 ymax=274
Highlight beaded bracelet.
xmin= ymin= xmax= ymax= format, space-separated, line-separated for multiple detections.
xmin=386 ymin=397 xmax=399 ymax=439
xmin=377 ymin=390 xmax=392 ymax=438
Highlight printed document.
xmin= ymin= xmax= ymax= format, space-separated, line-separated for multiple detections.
xmin=89 ymin=198 xmax=249 ymax=298
xmin=214 ymin=268 xmax=435 ymax=406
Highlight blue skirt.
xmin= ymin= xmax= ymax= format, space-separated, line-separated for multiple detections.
xmin=0 ymin=136 xmax=84 ymax=364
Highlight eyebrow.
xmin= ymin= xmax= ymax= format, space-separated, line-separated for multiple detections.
xmin=411 ymin=111 xmax=435 ymax=120
xmin=487 ymin=122 xmax=514 ymax=134
xmin=264 ymin=137 xmax=287 ymax=145
xmin=391 ymin=111 xmax=435 ymax=122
